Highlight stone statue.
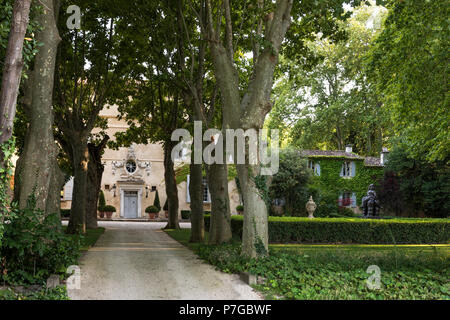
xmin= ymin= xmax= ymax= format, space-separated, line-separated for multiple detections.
xmin=306 ymin=196 xmax=317 ymax=219
xmin=361 ymin=184 xmax=380 ymax=218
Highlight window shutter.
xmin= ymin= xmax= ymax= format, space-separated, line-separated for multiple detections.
xmin=206 ymin=185 xmax=211 ymax=203
xmin=315 ymin=163 xmax=321 ymax=176
xmin=186 ymin=174 xmax=190 ymax=203
xmin=351 ymin=162 xmax=356 ymax=177
xmin=351 ymin=192 xmax=357 ymax=207
xmin=64 ymin=177 xmax=74 ymax=200
xmin=338 ymin=193 xmax=343 ymax=206
xmin=340 ymin=163 xmax=344 ymax=177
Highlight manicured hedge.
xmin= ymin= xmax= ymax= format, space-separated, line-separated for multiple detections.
xmin=61 ymin=209 xmax=71 ymax=217
xmin=204 ymin=215 xmax=450 ymax=244
xmin=181 ymin=210 xmax=190 ymax=220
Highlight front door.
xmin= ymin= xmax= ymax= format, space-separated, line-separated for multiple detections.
xmin=124 ymin=191 xmax=138 ymax=218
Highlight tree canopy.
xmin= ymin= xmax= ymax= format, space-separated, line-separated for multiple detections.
xmin=368 ymin=0 xmax=449 ymax=163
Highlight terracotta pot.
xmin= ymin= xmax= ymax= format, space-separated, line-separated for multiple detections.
xmin=105 ymin=211 xmax=113 ymax=219
xmin=165 ymin=211 xmax=168 ymax=218
xmin=99 ymin=211 xmax=105 ymax=219
xmin=148 ymin=213 xmax=156 ymax=219
xmin=237 ymin=210 xmax=243 ymax=215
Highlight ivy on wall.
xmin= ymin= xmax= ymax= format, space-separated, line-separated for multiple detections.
xmin=308 ymin=157 xmax=383 ymax=206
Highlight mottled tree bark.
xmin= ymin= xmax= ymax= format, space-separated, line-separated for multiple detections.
xmin=207 ymin=163 xmax=232 ymax=244
xmin=85 ymin=136 xmax=109 ymax=229
xmin=0 ymin=0 xmax=31 ymax=149
xmin=14 ymin=0 xmax=62 ymax=212
xmin=163 ymin=142 xmax=180 ymax=229
xmin=189 ymin=161 xmax=204 ymax=242
xmin=45 ymin=157 xmax=65 ymax=230
xmin=205 ymin=0 xmax=292 ymax=257
xmin=67 ymin=139 xmax=89 ymax=234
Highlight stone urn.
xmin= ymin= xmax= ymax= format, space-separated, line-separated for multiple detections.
xmin=306 ymin=196 xmax=317 ymax=219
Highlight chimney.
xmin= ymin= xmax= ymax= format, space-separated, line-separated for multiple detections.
xmin=345 ymin=145 xmax=353 ymax=153
xmin=380 ymin=147 xmax=389 ymax=165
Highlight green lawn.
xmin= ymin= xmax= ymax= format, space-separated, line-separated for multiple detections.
xmin=79 ymin=227 xmax=105 ymax=251
xmin=62 ymin=226 xmax=105 ymax=251
xmin=165 ymin=228 xmax=450 ymax=300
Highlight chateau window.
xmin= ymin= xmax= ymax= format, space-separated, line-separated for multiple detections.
xmin=340 ymin=161 xmax=355 ymax=178
xmin=308 ymin=160 xmax=321 ymax=176
xmin=125 ymin=160 xmax=137 ymax=174
xmin=202 ymin=178 xmax=210 ymax=202
xmin=62 ymin=177 xmax=74 ymax=201
xmin=339 ymin=192 xmax=357 ymax=208
xmin=186 ymin=175 xmax=211 ymax=203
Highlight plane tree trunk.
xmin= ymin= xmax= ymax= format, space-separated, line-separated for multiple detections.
xmin=85 ymin=136 xmax=109 ymax=229
xmin=67 ymin=138 xmax=89 ymax=234
xmin=207 ymin=163 xmax=232 ymax=244
xmin=13 ymin=0 xmax=62 ymax=213
xmin=0 ymin=0 xmax=31 ymax=151
xmin=164 ymin=142 xmax=180 ymax=229
xmin=189 ymin=161 xmax=204 ymax=242
xmin=205 ymin=0 xmax=293 ymax=257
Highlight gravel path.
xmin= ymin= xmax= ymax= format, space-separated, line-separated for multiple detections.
xmin=67 ymin=221 xmax=262 ymax=300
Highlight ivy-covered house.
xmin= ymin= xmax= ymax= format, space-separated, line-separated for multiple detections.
xmin=301 ymin=146 xmax=387 ymax=212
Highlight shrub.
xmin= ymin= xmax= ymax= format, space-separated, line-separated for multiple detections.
xmin=236 ymin=205 xmax=244 ymax=212
xmin=204 ymin=215 xmax=450 ymax=244
xmin=0 ymin=138 xmax=15 ymax=248
xmin=102 ymin=205 xmax=116 ymax=212
xmin=163 ymin=199 xmax=168 ymax=211
xmin=153 ymin=190 xmax=161 ymax=211
xmin=268 ymin=148 xmax=311 ymax=216
xmin=337 ymin=206 xmax=356 ymax=217
xmin=378 ymin=146 xmax=450 ymax=218
xmin=145 ymin=205 xmax=159 ymax=213
xmin=181 ymin=210 xmax=190 ymax=219
xmin=0 ymin=199 xmax=81 ymax=285
xmin=98 ymin=190 xmax=106 ymax=212
xmin=60 ymin=209 xmax=71 ymax=218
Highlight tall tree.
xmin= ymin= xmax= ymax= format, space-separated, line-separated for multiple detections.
xmin=13 ymin=0 xmax=64 ymax=216
xmin=267 ymin=5 xmax=388 ymax=156
xmin=203 ymin=0 xmax=365 ymax=257
xmin=204 ymin=0 xmax=294 ymax=257
xmin=111 ymin=1 xmax=189 ymax=230
xmin=174 ymin=0 xmax=230 ymax=244
xmin=368 ymin=0 xmax=449 ymax=163
xmin=0 ymin=0 xmax=31 ymax=157
xmin=53 ymin=1 xmax=123 ymax=233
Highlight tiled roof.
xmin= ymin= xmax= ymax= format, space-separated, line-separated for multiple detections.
xmin=300 ymin=150 xmax=364 ymax=159
xmin=364 ymin=157 xmax=383 ymax=167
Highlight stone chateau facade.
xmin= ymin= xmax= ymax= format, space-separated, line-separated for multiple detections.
xmin=60 ymin=104 xmax=241 ymax=219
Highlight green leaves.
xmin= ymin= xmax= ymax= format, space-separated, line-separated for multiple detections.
xmin=368 ymin=0 xmax=449 ymax=163
xmin=0 ymin=200 xmax=82 ymax=285
xmin=269 ymin=4 xmax=389 ymax=155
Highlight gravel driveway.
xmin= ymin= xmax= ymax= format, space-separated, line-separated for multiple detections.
xmin=66 ymin=221 xmax=262 ymax=300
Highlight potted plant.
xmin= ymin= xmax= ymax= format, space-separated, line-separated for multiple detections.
xmin=181 ymin=210 xmax=190 ymax=220
xmin=103 ymin=205 xmax=116 ymax=219
xmin=145 ymin=205 xmax=159 ymax=219
xmin=98 ymin=190 xmax=106 ymax=218
xmin=163 ymin=199 xmax=168 ymax=218
xmin=236 ymin=205 xmax=244 ymax=215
